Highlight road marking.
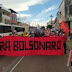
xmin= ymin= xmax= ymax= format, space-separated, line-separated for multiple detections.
xmin=10 ymin=56 xmax=24 ymax=72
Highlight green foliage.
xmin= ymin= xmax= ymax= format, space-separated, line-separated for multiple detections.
xmin=47 ymin=25 xmax=53 ymax=29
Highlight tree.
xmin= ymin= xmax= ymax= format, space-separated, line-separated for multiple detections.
xmin=47 ymin=25 xmax=53 ymax=29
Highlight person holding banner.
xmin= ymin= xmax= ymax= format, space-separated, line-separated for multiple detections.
xmin=12 ymin=30 xmax=18 ymax=36
xmin=63 ymin=32 xmax=67 ymax=54
xmin=20 ymin=28 xmax=29 ymax=37
xmin=40 ymin=26 xmax=45 ymax=37
xmin=24 ymin=32 xmax=29 ymax=37
xmin=34 ymin=29 xmax=40 ymax=37
xmin=60 ymin=20 xmax=69 ymax=54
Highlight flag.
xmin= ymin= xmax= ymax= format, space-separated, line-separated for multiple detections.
xmin=60 ymin=20 xmax=69 ymax=33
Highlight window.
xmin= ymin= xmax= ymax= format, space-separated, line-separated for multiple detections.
xmin=69 ymin=5 xmax=72 ymax=15
xmin=5 ymin=19 xmax=10 ymax=24
xmin=15 ymin=27 xmax=24 ymax=32
xmin=60 ymin=12 xmax=61 ymax=18
xmin=0 ymin=25 xmax=11 ymax=33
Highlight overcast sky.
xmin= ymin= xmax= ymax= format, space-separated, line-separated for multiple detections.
xmin=0 ymin=0 xmax=62 ymax=26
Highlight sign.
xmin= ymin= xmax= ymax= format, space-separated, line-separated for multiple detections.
xmin=0 ymin=36 xmax=64 ymax=56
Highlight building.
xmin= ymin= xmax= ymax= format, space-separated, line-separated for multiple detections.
xmin=58 ymin=0 xmax=65 ymax=23
xmin=0 ymin=6 xmax=11 ymax=24
xmin=65 ymin=0 xmax=72 ymax=33
xmin=17 ymin=22 xmax=29 ymax=32
xmin=0 ymin=6 xmax=18 ymax=25
xmin=56 ymin=0 xmax=72 ymax=33
xmin=0 ymin=6 xmax=30 ymax=33
xmin=9 ymin=9 xmax=17 ymax=25
xmin=55 ymin=12 xmax=60 ymax=30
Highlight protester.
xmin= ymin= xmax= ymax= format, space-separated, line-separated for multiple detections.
xmin=67 ymin=49 xmax=72 ymax=71
xmin=40 ymin=26 xmax=45 ymax=37
xmin=21 ymin=28 xmax=26 ymax=36
xmin=44 ymin=28 xmax=50 ymax=37
xmin=20 ymin=28 xmax=29 ymax=37
xmin=40 ymin=27 xmax=43 ymax=35
xmin=66 ymin=33 xmax=72 ymax=52
xmin=51 ymin=31 xmax=57 ymax=36
xmin=45 ymin=29 xmax=48 ymax=37
xmin=12 ymin=30 xmax=18 ymax=36
xmin=24 ymin=32 xmax=29 ymax=37
xmin=58 ymin=29 xmax=63 ymax=36
xmin=62 ymin=32 xmax=67 ymax=54
xmin=34 ymin=29 xmax=40 ymax=37
xmin=29 ymin=31 xmax=35 ymax=37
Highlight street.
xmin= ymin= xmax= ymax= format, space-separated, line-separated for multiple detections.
xmin=0 ymin=55 xmax=69 ymax=72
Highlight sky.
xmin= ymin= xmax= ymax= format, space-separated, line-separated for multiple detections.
xmin=0 ymin=0 xmax=62 ymax=26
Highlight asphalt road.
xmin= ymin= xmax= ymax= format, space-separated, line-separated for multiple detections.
xmin=0 ymin=55 xmax=69 ymax=72
xmin=0 ymin=56 xmax=22 ymax=72
xmin=12 ymin=55 xmax=69 ymax=72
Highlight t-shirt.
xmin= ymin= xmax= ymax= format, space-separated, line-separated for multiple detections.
xmin=70 ymin=50 xmax=72 ymax=62
xmin=21 ymin=31 xmax=26 ymax=36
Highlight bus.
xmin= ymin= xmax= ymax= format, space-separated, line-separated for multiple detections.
xmin=0 ymin=23 xmax=29 ymax=36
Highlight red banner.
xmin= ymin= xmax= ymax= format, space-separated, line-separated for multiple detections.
xmin=0 ymin=36 xmax=64 ymax=56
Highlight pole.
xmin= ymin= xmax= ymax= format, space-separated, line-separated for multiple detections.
xmin=50 ymin=15 xmax=53 ymax=25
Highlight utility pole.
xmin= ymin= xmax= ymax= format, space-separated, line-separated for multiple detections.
xmin=50 ymin=15 xmax=53 ymax=25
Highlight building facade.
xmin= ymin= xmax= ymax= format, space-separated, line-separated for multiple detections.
xmin=59 ymin=0 xmax=65 ymax=23
xmin=9 ymin=9 xmax=17 ymax=25
xmin=55 ymin=0 xmax=65 ymax=30
xmin=0 ymin=6 xmax=11 ymax=24
xmin=56 ymin=0 xmax=72 ymax=33
xmin=0 ymin=6 xmax=30 ymax=33
xmin=0 ymin=6 xmax=18 ymax=25
xmin=65 ymin=0 xmax=72 ymax=33
xmin=17 ymin=22 xmax=29 ymax=32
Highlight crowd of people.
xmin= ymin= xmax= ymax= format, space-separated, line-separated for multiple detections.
xmin=19 ymin=26 xmax=67 ymax=37
xmin=8 ymin=26 xmax=67 ymax=37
